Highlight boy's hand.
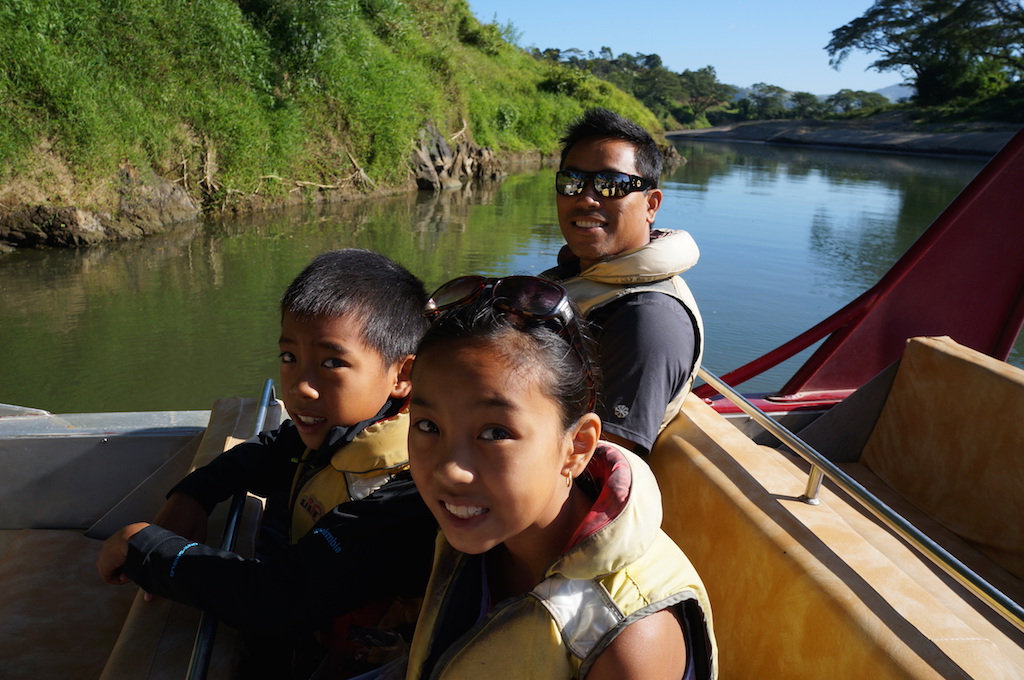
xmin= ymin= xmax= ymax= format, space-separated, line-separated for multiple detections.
xmin=97 ymin=522 xmax=150 ymax=585
xmin=153 ymin=492 xmax=209 ymax=543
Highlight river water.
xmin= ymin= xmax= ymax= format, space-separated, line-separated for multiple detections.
xmin=1 ymin=140 xmax=1015 ymax=414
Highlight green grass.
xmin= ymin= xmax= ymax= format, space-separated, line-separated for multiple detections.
xmin=0 ymin=0 xmax=663 ymax=211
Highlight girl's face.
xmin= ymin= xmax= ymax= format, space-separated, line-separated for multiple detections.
xmin=409 ymin=337 xmax=598 ymax=566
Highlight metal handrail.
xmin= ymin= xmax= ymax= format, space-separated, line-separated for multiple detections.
xmin=698 ymin=366 xmax=1024 ymax=636
xmin=186 ymin=379 xmax=277 ymax=680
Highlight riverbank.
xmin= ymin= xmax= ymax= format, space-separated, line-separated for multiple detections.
xmin=5 ymin=115 xmax=1019 ymax=255
xmin=0 ymin=137 xmax=543 ymax=255
xmin=1 ymin=0 xmax=658 ymax=255
xmin=667 ymin=118 xmax=1023 ymax=157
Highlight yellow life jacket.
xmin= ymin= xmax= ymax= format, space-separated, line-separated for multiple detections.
xmin=289 ymin=409 xmax=410 ymax=541
xmin=405 ymin=445 xmax=718 ymax=680
xmin=542 ymin=229 xmax=705 ymax=430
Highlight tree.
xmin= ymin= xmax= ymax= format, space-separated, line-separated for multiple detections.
xmin=823 ymin=89 xmax=856 ymax=112
xmin=635 ymin=63 xmax=686 ymax=120
xmin=826 ymin=89 xmax=891 ymax=114
xmin=736 ymin=97 xmax=756 ymax=120
xmin=855 ymin=90 xmax=890 ymax=110
xmin=826 ymin=0 xmax=1024 ymax=105
xmin=531 ymin=47 xmax=562 ymax=63
xmin=789 ymin=91 xmax=823 ymax=118
xmin=749 ymin=83 xmax=788 ymax=119
xmin=679 ymin=66 xmax=737 ymax=119
xmin=527 ymin=48 xmax=738 ymax=126
xmin=826 ymin=89 xmax=860 ymax=114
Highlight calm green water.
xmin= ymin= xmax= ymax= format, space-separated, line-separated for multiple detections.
xmin=1 ymin=141 xmax=1014 ymax=413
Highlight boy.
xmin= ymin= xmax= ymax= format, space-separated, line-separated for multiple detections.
xmin=98 ymin=249 xmax=438 ymax=675
xmin=151 ymin=248 xmax=427 ymax=546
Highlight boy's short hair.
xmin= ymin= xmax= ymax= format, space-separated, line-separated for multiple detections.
xmin=281 ymin=249 xmax=429 ymax=365
xmin=559 ymin=108 xmax=663 ymax=187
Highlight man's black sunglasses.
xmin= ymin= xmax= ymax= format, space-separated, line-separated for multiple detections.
xmin=555 ymin=169 xmax=654 ymax=198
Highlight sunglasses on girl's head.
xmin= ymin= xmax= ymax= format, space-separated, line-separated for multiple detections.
xmin=425 ymin=275 xmax=574 ymax=324
xmin=424 ymin=275 xmax=597 ymax=411
xmin=555 ymin=169 xmax=654 ymax=198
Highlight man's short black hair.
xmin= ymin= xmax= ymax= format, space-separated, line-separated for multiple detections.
xmin=559 ymin=108 xmax=663 ymax=187
xmin=281 ymin=249 xmax=429 ymax=366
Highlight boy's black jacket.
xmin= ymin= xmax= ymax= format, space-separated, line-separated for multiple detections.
xmin=124 ymin=395 xmax=435 ymax=632
xmin=124 ymin=472 xmax=437 ymax=632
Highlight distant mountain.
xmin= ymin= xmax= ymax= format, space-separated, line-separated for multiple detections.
xmin=727 ymin=83 xmax=914 ymax=104
xmin=730 ymin=86 xmax=752 ymax=101
xmin=874 ymin=83 xmax=915 ymax=102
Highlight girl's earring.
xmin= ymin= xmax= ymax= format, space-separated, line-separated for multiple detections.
xmin=565 ymin=471 xmax=572 ymax=488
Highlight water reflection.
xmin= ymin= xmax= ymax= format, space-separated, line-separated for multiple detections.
xmin=661 ymin=140 xmax=994 ymax=388
xmin=0 ymin=173 xmax=566 ymax=412
xmin=1 ymin=142 xmax=1016 ymax=412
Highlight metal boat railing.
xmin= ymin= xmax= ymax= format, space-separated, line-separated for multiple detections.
xmin=698 ymin=366 xmax=1024 ymax=636
xmin=186 ymin=378 xmax=277 ymax=680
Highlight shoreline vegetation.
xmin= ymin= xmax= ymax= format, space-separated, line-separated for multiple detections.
xmin=5 ymin=120 xmax=1016 ymax=255
xmin=2 ymin=1 xmax=1021 ymax=253
xmin=0 ymin=0 xmax=655 ymax=253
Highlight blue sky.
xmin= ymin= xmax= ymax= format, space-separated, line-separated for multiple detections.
xmin=467 ymin=0 xmax=906 ymax=95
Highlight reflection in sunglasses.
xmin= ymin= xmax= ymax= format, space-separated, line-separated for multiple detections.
xmin=555 ymin=170 xmax=653 ymax=198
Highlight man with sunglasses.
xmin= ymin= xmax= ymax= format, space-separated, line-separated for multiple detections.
xmin=546 ymin=108 xmax=704 ymax=455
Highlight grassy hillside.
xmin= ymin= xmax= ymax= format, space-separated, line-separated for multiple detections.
xmin=0 ymin=0 xmax=659 ymax=213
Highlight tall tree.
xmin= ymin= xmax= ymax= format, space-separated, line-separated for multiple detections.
xmin=826 ymin=0 xmax=1024 ymax=105
xmin=789 ymin=91 xmax=823 ymax=118
xmin=827 ymin=89 xmax=860 ymax=114
xmin=749 ymin=83 xmax=788 ymax=119
xmin=824 ymin=88 xmax=892 ymax=114
xmin=635 ymin=63 xmax=685 ymax=119
xmin=679 ymin=66 xmax=737 ymax=119
xmin=532 ymin=48 xmax=736 ymax=126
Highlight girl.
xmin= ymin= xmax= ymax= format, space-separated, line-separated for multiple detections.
xmin=405 ymin=275 xmax=717 ymax=680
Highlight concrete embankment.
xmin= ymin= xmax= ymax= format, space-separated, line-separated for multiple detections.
xmin=667 ymin=119 xmax=1023 ymax=157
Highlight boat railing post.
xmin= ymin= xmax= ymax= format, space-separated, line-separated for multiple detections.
xmin=185 ymin=378 xmax=277 ymax=680
xmin=696 ymin=366 xmax=1024 ymax=635
xmin=800 ymin=466 xmax=824 ymax=505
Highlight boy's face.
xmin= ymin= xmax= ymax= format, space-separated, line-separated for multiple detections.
xmin=279 ymin=311 xmax=411 ymax=451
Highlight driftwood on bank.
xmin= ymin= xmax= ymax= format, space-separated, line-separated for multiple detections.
xmin=411 ymin=122 xmax=505 ymax=191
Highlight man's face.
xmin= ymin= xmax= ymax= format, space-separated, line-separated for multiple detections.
xmin=556 ymin=138 xmax=662 ymax=271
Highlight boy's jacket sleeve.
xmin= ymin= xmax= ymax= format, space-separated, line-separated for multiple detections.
xmin=124 ymin=472 xmax=437 ymax=632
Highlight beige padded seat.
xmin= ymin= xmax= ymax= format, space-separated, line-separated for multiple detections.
xmin=859 ymin=336 xmax=1024 ymax=580
xmin=649 ymin=336 xmax=1024 ymax=680
xmin=0 ymin=530 xmax=22 ymax=561
xmin=100 ymin=396 xmax=276 ymax=680
xmin=0 ymin=530 xmax=138 ymax=680
xmin=0 ymin=396 xmax=276 ymax=680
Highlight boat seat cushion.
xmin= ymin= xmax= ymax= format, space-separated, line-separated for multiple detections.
xmin=189 ymin=395 xmax=275 ymax=471
xmin=0 ymin=397 xmax=279 ymax=680
xmin=0 ymin=530 xmax=137 ymax=680
xmin=861 ymin=335 xmax=1024 ymax=580
xmin=98 ymin=395 xmax=277 ymax=679
xmin=0 ymin=530 xmax=22 ymax=561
